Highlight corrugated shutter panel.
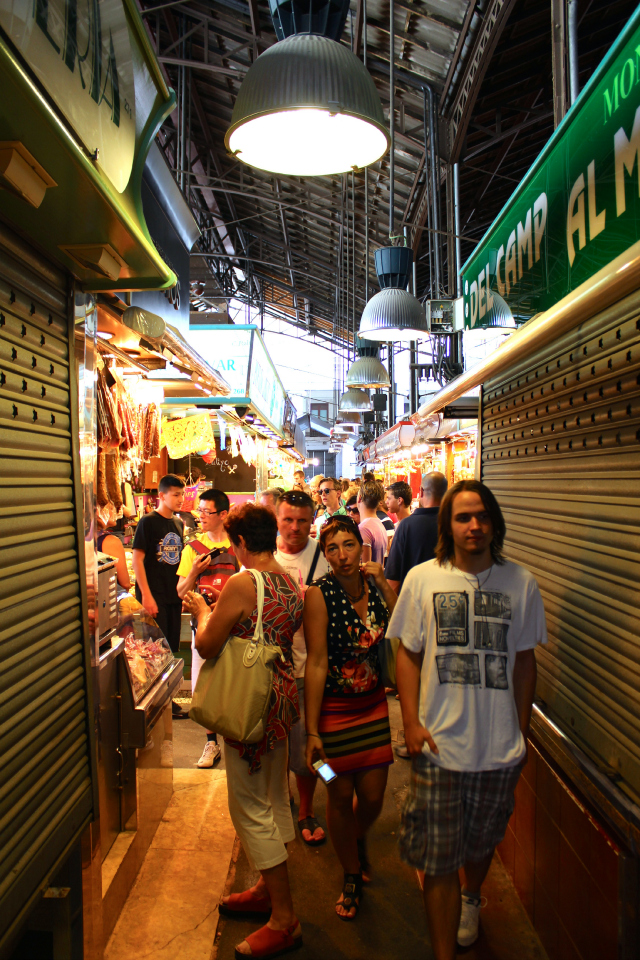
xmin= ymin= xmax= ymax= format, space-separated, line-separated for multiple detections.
xmin=0 ymin=225 xmax=93 ymax=945
xmin=481 ymin=289 xmax=640 ymax=798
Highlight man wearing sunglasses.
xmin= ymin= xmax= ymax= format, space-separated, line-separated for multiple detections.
xmin=344 ymin=495 xmax=361 ymax=524
xmin=315 ymin=477 xmax=347 ymax=533
xmin=177 ymin=488 xmax=239 ymax=767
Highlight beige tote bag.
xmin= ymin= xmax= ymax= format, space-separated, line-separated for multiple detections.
xmin=189 ymin=570 xmax=282 ymax=742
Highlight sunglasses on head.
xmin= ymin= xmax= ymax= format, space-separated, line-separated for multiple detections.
xmin=279 ymin=491 xmax=311 ymax=505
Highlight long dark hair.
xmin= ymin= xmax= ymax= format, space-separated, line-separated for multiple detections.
xmin=435 ymin=480 xmax=506 ymax=566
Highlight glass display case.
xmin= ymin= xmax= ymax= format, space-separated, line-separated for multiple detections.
xmin=116 ymin=594 xmax=174 ymax=703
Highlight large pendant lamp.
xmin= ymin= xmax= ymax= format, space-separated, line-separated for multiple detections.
xmin=338 ymin=387 xmax=372 ymax=411
xmin=346 ymin=337 xmax=390 ymax=388
xmin=358 ymin=285 xmax=428 ymax=341
xmin=335 ymin=410 xmax=361 ymax=434
xmin=225 ymin=32 xmax=389 ymax=176
xmin=358 ymin=0 xmax=429 ymax=341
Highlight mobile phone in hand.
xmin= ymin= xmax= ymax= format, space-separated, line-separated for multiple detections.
xmin=313 ymin=759 xmax=337 ymax=783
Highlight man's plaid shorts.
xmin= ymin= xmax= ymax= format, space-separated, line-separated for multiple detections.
xmin=398 ymin=754 xmax=521 ymax=876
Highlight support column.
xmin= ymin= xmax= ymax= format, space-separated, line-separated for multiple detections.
xmin=551 ymin=0 xmax=567 ymax=127
xmin=567 ymin=0 xmax=579 ymax=105
xmin=446 ymin=164 xmax=456 ymax=297
xmin=387 ymin=343 xmax=395 ymax=427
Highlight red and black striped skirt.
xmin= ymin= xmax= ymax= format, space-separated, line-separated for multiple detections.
xmin=318 ymin=685 xmax=393 ymax=776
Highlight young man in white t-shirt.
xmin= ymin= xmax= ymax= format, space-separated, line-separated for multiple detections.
xmin=275 ymin=490 xmax=330 ymax=846
xmin=389 ymin=480 xmax=546 ymax=958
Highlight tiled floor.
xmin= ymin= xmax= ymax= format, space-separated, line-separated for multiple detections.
xmin=107 ymin=698 xmax=549 ymax=960
xmin=104 ymin=768 xmax=236 ymax=960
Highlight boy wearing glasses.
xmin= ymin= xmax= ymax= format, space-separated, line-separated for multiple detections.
xmin=177 ymin=488 xmax=239 ymax=767
xmin=315 ymin=477 xmax=347 ymax=533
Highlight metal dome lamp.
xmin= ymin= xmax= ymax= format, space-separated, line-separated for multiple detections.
xmin=358 ymin=286 xmax=428 ymax=341
xmin=338 ymin=387 xmax=373 ymax=411
xmin=225 ymin=0 xmax=389 ymax=177
xmin=345 ymin=336 xmax=390 ymax=388
xmin=335 ymin=411 xmax=361 ymax=434
xmin=335 ymin=410 xmax=362 ymax=424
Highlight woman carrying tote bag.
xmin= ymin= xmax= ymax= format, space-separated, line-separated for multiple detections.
xmin=183 ymin=503 xmax=304 ymax=960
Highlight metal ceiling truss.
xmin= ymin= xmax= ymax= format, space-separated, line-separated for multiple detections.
xmin=136 ymin=0 xmax=635 ymax=360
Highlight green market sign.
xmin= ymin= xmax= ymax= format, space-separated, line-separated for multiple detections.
xmin=0 ymin=0 xmax=136 ymax=193
xmin=462 ymin=7 xmax=640 ymax=328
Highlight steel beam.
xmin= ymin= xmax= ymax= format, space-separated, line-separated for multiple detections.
xmin=551 ymin=0 xmax=567 ymax=126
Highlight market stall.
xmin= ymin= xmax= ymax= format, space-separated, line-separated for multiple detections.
xmin=360 ymin=414 xmax=478 ymax=498
xmin=0 ymin=0 xmax=194 ymax=952
xmin=164 ymin=323 xmax=303 ymax=498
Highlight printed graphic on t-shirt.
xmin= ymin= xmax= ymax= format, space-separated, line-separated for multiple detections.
xmin=485 ymin=654 xmax=509 ymax=689
xmin=474 ymin=620 xmax=509 ymax=651
xmin=434 ymin=592 xmax=469 ymax=645
xmin=156 ymin=532 xmax=182 ymax=565
xmin=436 ymin=652 xmax=481 ymax=685
xmin=474 ymin=591 xmax=511 ymax=619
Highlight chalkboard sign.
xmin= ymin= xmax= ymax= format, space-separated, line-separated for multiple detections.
xmin=170 ymin=450 xmax=256 ymax=493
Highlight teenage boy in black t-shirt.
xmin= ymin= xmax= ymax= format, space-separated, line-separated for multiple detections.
xmin=132 ymin=474 xmax=186 ymax=717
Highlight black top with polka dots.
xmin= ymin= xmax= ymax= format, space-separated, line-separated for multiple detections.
xmin=316 ymin=573 xmax=390 ymax=697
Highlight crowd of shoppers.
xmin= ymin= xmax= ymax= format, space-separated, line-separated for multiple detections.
xmin=133 ymin=466 xmax=545 ymax=960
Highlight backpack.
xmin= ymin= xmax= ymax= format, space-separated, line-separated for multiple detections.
xmin=188 ymin=539 xmax=240 ymax=603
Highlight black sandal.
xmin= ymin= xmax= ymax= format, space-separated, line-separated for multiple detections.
xmin=297 ymin=816 xmax=326 ymax=846
xmin=336 ymin=873 xmax=362 ymax=921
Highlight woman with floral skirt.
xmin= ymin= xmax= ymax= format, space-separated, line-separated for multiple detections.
xmin=304 ymin=516 xmax=397 ymax=921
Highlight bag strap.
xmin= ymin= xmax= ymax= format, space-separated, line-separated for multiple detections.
xmin=305 ymin=542 xmax=322 ymax=586
xmin=247 ymin=569 xmax=265 ymax=644
xmin=189 ymin=539 xmax=212 ymax=557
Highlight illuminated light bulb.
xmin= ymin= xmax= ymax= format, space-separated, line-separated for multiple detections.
xmin=228 ymin=110 xmax=388 ymax=177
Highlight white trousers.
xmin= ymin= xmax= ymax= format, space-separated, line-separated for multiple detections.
xmin=191 ymin=634 xmax=205 ymax=691
xmin=224 ymin=740 xmax=295 ymax=871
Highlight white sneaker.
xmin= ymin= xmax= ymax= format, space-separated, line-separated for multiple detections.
xmin=457 ymin=894 xmax=481 ymax=947
xmin=197 ymin=741 xmax=221 ymax=768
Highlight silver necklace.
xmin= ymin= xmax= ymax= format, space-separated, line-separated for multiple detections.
xmin=459 ymin=566 xmax=493 ymax=590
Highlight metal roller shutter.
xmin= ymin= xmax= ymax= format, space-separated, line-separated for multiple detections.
xmin=481 ymin=289 xmax=640 ymax=798
xmin=0 ymin=223 xmax=94 ymax=948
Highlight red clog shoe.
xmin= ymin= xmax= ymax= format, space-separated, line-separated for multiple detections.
xmin=234 ymin=920 xmax=303 ymax=959
xmin=219 ymin=889 xmax=272 ymax=920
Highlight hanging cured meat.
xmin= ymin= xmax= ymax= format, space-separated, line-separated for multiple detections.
xmin=97 ymin=453 xmax=109 ymax=507
xmin=105 ymin=452 xmax=123 ymax=511
xmin=97 ymin=367 xmax=120 ymax=449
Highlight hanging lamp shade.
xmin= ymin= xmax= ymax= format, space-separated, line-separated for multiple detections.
xmin=338 ymin=387 xmax=373 ymax=411
xmin=345 ymin=355 xmax=390 ymax=388
xmin=485 ymin=288 xmax=516 ymax=327
xmin=374 ymin=246 xmax=413 ymax=289
xmin=345 ymin=335 xmax=390 ymax=387
xmin=225 ymin=34 xmax=389 ymax=176
xmin=335 ymin=411 xmax=361 ymax=433
xmin=335 ymin=410 xmax=361 ymax=424
xmin=358 ymin=287 xmax=429 ymax=342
